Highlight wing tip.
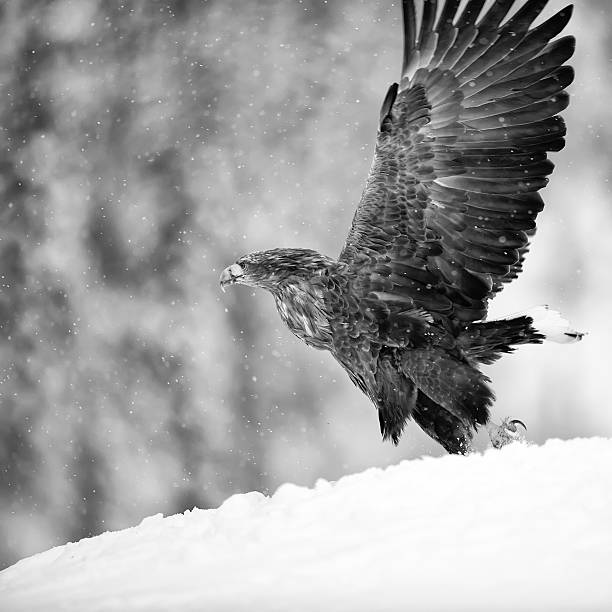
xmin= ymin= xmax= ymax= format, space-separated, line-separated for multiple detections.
xmin=402 ymin=0 xmax=417 ymax=75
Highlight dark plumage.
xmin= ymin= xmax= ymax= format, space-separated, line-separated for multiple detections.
xmin=221 ymin=0 xmax=583 ymax=454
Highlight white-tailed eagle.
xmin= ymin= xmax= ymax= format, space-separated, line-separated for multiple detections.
xmin=220 ymin=0 xmax=583 ymax=454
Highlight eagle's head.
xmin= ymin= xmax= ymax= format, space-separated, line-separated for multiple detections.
xmin=219 ymin=248 xmax=332 ymax=293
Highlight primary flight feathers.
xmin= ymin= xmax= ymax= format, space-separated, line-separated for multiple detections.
xmin=341 ymin=0 xmax=575 ymax=323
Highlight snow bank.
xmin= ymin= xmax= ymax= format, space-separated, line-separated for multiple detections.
xmin=1 ymin=438 xmax=611 ymax=612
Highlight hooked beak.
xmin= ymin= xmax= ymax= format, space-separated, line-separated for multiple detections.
xmin=219 ymin=263 xmax=244 ymax=292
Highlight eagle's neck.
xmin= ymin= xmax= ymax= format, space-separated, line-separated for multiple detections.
xmin=274 ymin=278 xmax=332 ymax=350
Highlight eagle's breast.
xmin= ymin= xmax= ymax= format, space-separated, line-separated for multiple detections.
xmin=275 ymin=280 xmax=332 ymax=350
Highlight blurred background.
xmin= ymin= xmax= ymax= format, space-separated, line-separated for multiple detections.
xmin=0 ymin=0 xmax=610 ymax=569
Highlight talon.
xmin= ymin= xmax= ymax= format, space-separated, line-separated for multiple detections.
xmin=487 ymin=417 xmax=528 ymax=449
xmin=508 ymin=419 xmax=527 ymax=432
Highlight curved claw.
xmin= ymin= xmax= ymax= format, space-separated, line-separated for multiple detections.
xmin=508 ymin=419 xmax=527 ymax=432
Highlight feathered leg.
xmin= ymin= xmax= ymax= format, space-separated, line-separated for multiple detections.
xmin=412 ymin=392 xmax=474 ymax=455
xmin=399 ymin=348 xmax=494 ymax=428
xmin=375 ymin=353 xmax=418 ymax=445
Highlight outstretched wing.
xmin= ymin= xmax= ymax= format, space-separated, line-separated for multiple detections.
xmin=339 ymin=0 xmax=575 ymax=323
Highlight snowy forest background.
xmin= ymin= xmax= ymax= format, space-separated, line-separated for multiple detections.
xmin=0 ymin=0 xmax=610 ymax=569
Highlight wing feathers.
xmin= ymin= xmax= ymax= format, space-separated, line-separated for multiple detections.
xmin=463 ymin=93 xmax=569 ymax=130
xmin=439 ymin=187 xmax=545 ymax=214
xmin=340 ymin=0 xmax=575 ymax=323
xmin=432 ymin=257 xmax=492 ymax=300
xmin=379 ymin=83 xmax=399 ymax=129
xmin=460 ymin=115 xmax=566 ymax=143
xmin=506 ymin=36 xmax=575 ymax=83
xmin=456 ymin=31 xmax=526 ymax=86
xmin=521 ymin=5 xmax=573 ymax=49
xmin=436 ymin=174 xmax=548 ymax=195
xmin=501 ymin=0 xmax=549 ymax=33
xmin=419 ymin=0 xmax=439 ymax=48
xmin=430 ymin=0 xmax=461 ymax=68
xmin=461 ymin=159 xmax=555 ymax=180
xmin=462 ymin=68 xmax=574 ymax=116
xmin=475 ymin=0 xmax=516 ymax=32
xmin=402 ymin=0 xmax=418 ymax=75
xmin=455 ymin=0 xmax=487 ymax=29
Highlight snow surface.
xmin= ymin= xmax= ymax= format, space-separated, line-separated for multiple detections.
xmin=1 ymin=438 xmax=611 ymax=612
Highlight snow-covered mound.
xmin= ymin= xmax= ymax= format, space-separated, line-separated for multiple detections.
xmin=1 ymin=438 xmax=611 ymax=612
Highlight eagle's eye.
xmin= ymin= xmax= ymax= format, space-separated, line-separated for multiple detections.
xmin=228 ymin=263 xmax=244 ymax=277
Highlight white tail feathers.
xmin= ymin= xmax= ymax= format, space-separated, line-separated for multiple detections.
xmin=525 ymin=305 xmax=585 ymax=344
